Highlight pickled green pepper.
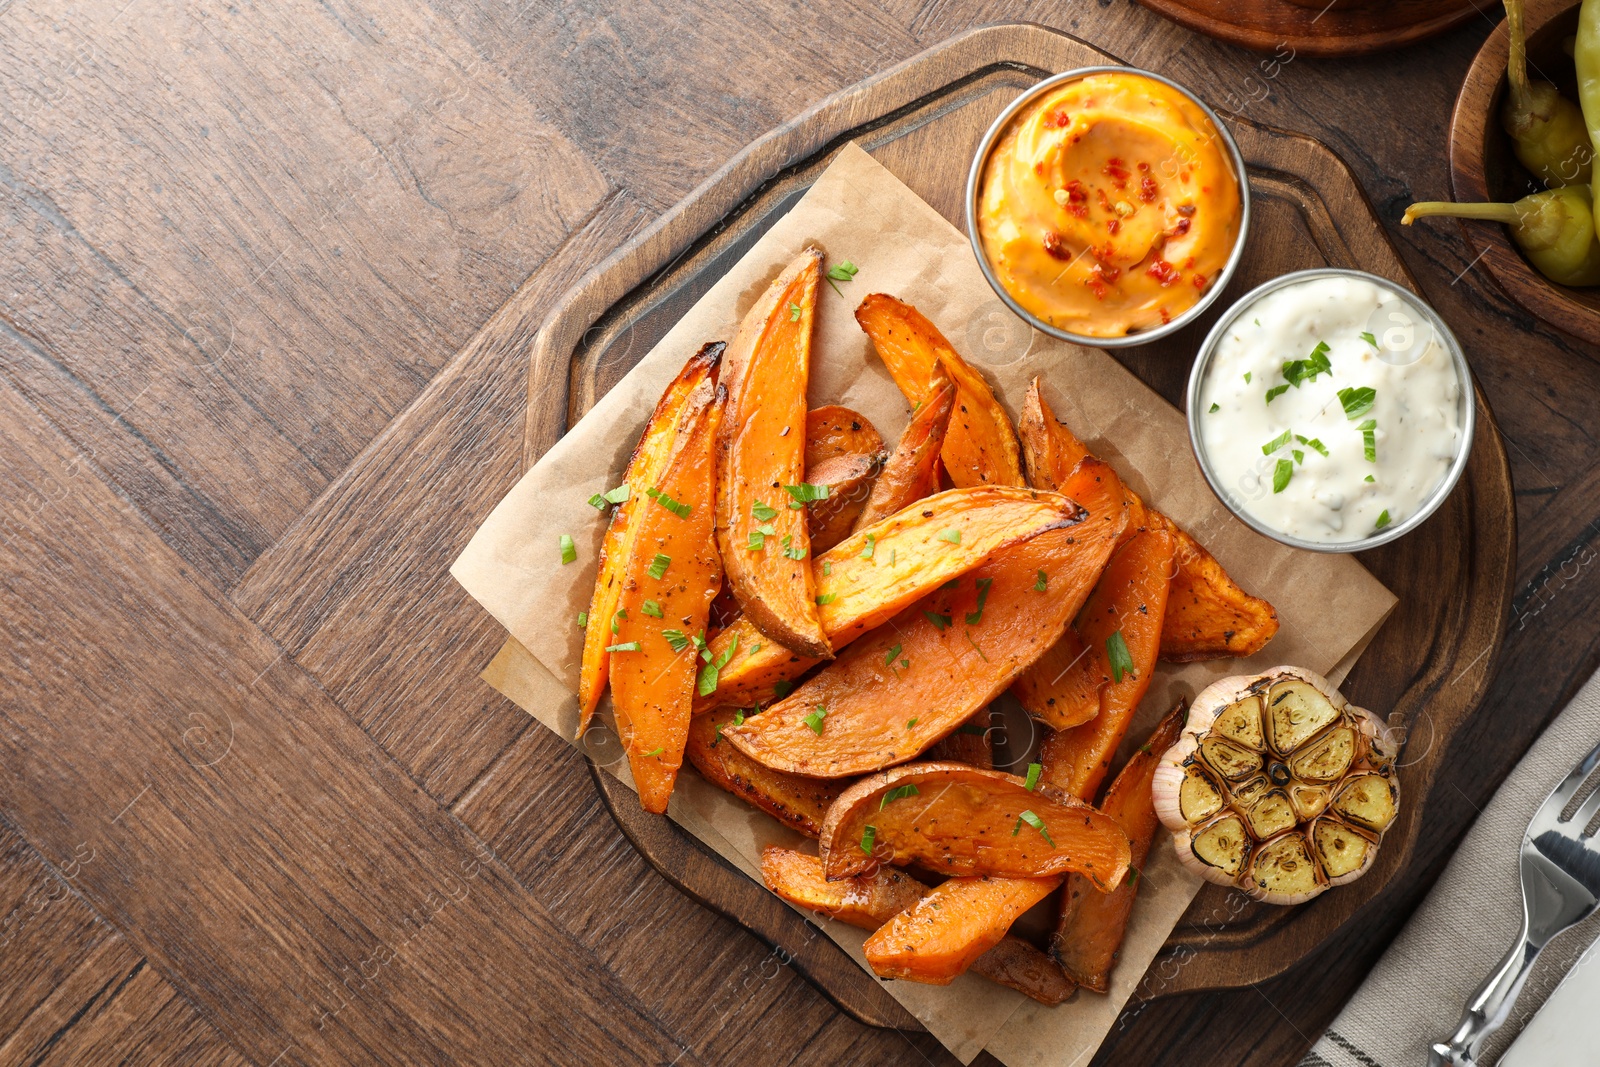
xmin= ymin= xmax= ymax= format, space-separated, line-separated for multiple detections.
xmin=1502 ymin=0 xmax=1593 ymax=186
xmin=1403 ymin=187 xmax=1600 ymax=286
xmin=1577 ymin=0 xmax=1600 ymax=238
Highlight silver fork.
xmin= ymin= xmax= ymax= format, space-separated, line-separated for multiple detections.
xmin=1429 ymin=737 xmax=1600 ymax=1066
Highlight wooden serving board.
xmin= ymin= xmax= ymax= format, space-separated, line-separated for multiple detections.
xmin=523 ymin=24 xmax=1515 ymax=1037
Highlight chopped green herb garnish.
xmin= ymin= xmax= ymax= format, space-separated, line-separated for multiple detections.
xmin=784 ymin=482 xmax=830 ymax=505
xmin=1272 ymin=458 xmax=1294 ymax=493
xmin=906 ymin=717 xmax=918 ymax=729
xmin=964 ymin=630 xmax=989 ymax=662
xmin=1254 ymin=318 xmax=1262 ymax=326
xmin=1375 ymin=509 xmax=1391 ymax=530
xmin=788 ymin=302 xmax=802 ymax=322
xmin=1337 ymin=386 xmax=1376 ymax=420
xmin=1024 ymin=763 xmax=1042 ymax=791
xmin=1106 ymin=630 xmax=1134 ymax=683
xmin=559 ymin=534 xmax=577 ymax=564
xmin=940 ymin=577 xmax=961 ymax=590
xmin=804 ymin=705 xmax=827 ymax=735
xmin=696 ymin=635 xmax=739 ymax=697
xmin=749 ymin=643 xmax=762 ymax=655
xmin=860 ymin=823 xmax=876 ymax=854
xmin=1265 ymin=384 xmax=1290 ymax=404
xmin=577 ymin=611 xmax=589 ymax=628
xmin=823 ymin=561 xmax=832 ymax=576
xmin=752 ymin=500 xmax=779 ymax=522
xmin=1244 ymin=371 xmax=1252 ymax=384
xmin=816 ymin=593 xmax=837 ymax=606
xmin=1261 ymin=430 xmax=1292 ymax=455
xmin=780 ymin=534 xmax=807 ymax=561
xmin=611 ymin=608 xmax=627 ymax=634
xmin=647 ymin=553 xmax=671 ymax=580
xmin=747 ymin=522 xmax=777 ymax=551
xmin=923 ymin=610 xmax=952 ymax=631
xmin=826 ymin=260 xmax=860 ymax=296
xmin=965 ymin=577 xmax=993 ymax=625
xmin=880 ymin=784 xmax=920 ymax=810
xmin=587 ymin=483 xmax=630 ymax=510
xmin=662 ymin=629 xmax=690 ymax=653
xmin=1035 ymin=570 xmax=1048 ymax=592
xmin=606 ymin=641 xmax=640 ymax=653
xmin=733 ymin=709 xmax=746 ymax=727
xmin=1360 ymin=418 xmax=1377 ymax=462
xmin=1281 ymin=341 xmax=1332 ymax=388
xmin=641 ymin=746 xmax=664 ymax=758
xmin=1013 ymin=810 xmax=1056 ymax=848
xmin=641 ymin=600 xmax=664 ymax=618
xmin=1298 ymin=435 xmax=1329 ymax=457
xmin=860 ymin=533 xmax=876 ymax=560
xmin=1360 ymin=331 xmax=1378 ymax=347
xmin=587 ymin=493 xmax=607 ymax=510
xmin=885 ymin=643 xmax=903 ymax=666
xmin=937 ymin=527 xmax=961 ymax=544
xmin=1292 ymin=449 xmax=1305 ymax=465
xmin=773 ymin=680 xmax=793 ymax=699
xmin=1209 ymin=402 xmax=1220 ymax=413
xmin=645 ymin=486 xmax=692 ymax=518
xmin=693 ymin=632 xmax=710 ymax=661
xmin=1364 ymin=474 xmax=1375 ymax=483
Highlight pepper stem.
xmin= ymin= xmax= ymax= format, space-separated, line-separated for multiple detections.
xmin=1505 ymin=0 xmax=1532 ymax=106
xmin=1402 ymin=200 xmax=1523 ymax=226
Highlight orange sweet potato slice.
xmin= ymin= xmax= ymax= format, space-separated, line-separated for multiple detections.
xmin=1019 ymin=377 xmax=1278 ymax=662
xmin=577 ymin=342 xmax=723 ymax=737
xmin=608 ymin=378 xmax=726 ymax=813
xmin=817 ymin=762 xmax=1131 ymax=886
xmin=806 ymin=405 xmax=884 ymax=466
xmin=717 ymin=249 xmax=830 ymax=659
xmin=722 ymin=473 xmax=1123 ymax=778
xmin=852 ymin=371 xmax=954 ymax=532
xmin=1159 ymin=522 xmax=1280 ymax=661
xmin=684 ymin=708 xmax=848 ymax=838
xmin=804 ymin=451 xmax=884 ymax=553
xmin=1053 ymin=699 xmax=1188 ymax=992
xmin=1010 ymin=457 xmax=1134 ymax=730
xmin=1040 ymin=526 xmax=1176 ymax=803
xmin=855 ymin=294 xmax=1024 ymax=488
xmin=695 ymin=486 xmax=1088 ymax=712
xmin=760 ymin=846 xmax=1075 ymax=1004
xmin=862 ymin=875 xmax=1062 ymax=984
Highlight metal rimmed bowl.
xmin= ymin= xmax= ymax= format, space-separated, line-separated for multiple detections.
xmin=1185 ymin=267 xmax=1475 ymax=553
xmin=964 ymin=65 xmax=1251 ymax=349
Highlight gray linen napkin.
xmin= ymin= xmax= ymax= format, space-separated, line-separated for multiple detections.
xmin=1300 ymin=668 xmax=1600 ymax=1067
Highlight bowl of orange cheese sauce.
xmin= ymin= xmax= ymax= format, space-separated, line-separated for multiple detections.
xmin=967 ymin=68 xmax=1249 ymax=346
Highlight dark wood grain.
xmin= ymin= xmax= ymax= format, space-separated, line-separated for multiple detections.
xmin=1135 ymin=0 xmax=1481 ymax=56
xmin=1447 ymin=0 xmax=1600 ymax=346
xmin=4 ymin=0 xmax=1599 ymax=1065
xmin=520 ymin=24 xmax=1512 ymax=1027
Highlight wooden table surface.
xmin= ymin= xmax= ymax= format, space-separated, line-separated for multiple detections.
xmin=1 ymin=2 xmax=1594 ymax=1065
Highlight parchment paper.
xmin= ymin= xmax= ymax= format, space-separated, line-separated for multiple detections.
xmin=453 ymin=143 xmax=1397 ymax=1064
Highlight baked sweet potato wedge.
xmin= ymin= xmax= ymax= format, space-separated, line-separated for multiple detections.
xmin=695 ymin=486 xmax=1089 ymax=712
xmin=761 ymin=846 xmax=1075 ymax=1004
xmin=1019 ymin=377 xmax=1278 ymax=662
xmin=1010 ymin=457 xmax=1134 ymax=730
xmin=608 ymin=378 xmax=726 ymax=813
xmin=1040 ymin=526 xmax=1176 ymax=802
xmin=685 ymin=708 xmax=848 ymax=837
xmin=818 ymin=762 xmax=1131 ymax=887
xmin=804 ymin=451 xmax=883 ymax=553
xmin=1160 ymin=523 xmax=1280 ymax=661
xmin=862 ymin=875 xmax=1062 ymax=985
xmin=806 ymin=405 xmax=884 ymax=466
xmin=855 ymin=294 xmax=1024 ymax=489
xmin=717 ymin=249 xmax=830 ymax=659
xmin=723 ymin=473 xmax=1123 ymax=778
xmin=577 ymin=342 xmax=723 ymax=736
xmin=1053 ymin=699 xmax=1188 ymax=992
xmin=852 ymin=370 xmax=954 ymax=532
xmin=928 ymin=708 xmax=993 ymax=770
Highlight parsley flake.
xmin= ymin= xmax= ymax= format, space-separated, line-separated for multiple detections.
xmin=860 ymin=533 xmax=876 ymax=560
xmin=641 ymin=746 xmax=664 ymax=758
xmin=577 ymin=611 xmax=588 ymax=628
xmin=1337 ymin=386 xmax=1376 ymax=420
xmin=965 ymin=577 xmax=993 ymax=625
xmin=923 ymin=610 xmax=952 ymax=632
xmin=559 ymin=534 xmax=577 ymax=564
xmin=1261 ymin=430 xmax=1292 ymax=455
xmin=859 ymin=823 xmax=876 ymax=855
xmin=752 ymin=500 xmax=779 ymax=522
xmin=816 ymin=593 xmax=837 ymax=606
xmin=647 ymin=553 xmax=671 ymax=580
xmin=641 ymin=600 xmax=663 ymax=618
xmin=1265 ymin=384 xmax=1290 ymax=404
xmin=1361 ymin=331 xmax=1378 ymax=347
xmin=1209 ymin=402 xmax=1220 ymax=413
xmin=1281 ymin=341 xmax=1332 ymax=387
xmin=803 ymin=705 xmax=827 ymax=735
xmin=1375 ymin=509 xmax=1392 ymax=530
xmin=662 ymin=629 xmax=690 ymax=653
xmin=825 ymin=259 xmax=859 ymax=296
xmin=1106 ymin=630 xmax=1135 ymax=683
xmin=937 ymin=527 xmax=961 ymax=544
xmin=606 ymin=641 xmax=640 ymax=653
xmin=1360 ymin=418 xmax=1377 ymax=462
xmin=1024 ymin=763 xmax=1042 ymax=791
xmin=784 ymin=482 xmax=830 ymax=505
xmin=1035 ymin=570 xmax=1048 ymax=592
xmin=1272 ymin=458 xmax=1294 ymax=493
xmin=696 ymin=635 xmax=739 ymax=697
xmin=1013 ymin=810 xmax=1056 ymax=848
xmin=645 ymin=486 xmax=692 ymax=518
xmin=788 ymin=302 xmax=802 ymax=322
xmin=880 ymin=784 xmax=920 ymax=810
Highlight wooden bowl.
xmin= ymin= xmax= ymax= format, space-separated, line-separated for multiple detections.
xmin=1135 ymin=0 xmax=1479 ymax=56
xmin=1450 ymin=0 xmax=1600 ymax=344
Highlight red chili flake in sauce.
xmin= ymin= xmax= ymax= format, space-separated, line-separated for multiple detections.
xmin=1139 ymin=175 xmax=1159 ymax=203
xmin=1103 ymin=157 xmax=1130 ymax=186
xmin=1172 ymin=217 xmax=1192 ymax=236
xmin=1137 ymin=161 xmax=1150 ymax=172
xmin=1192 ymin=273 xmax=1208 ymax=289
xmin=1177 ymin=204 xmax=1197 ymax=217
xmin=1106 ymin=218 xmax=1121 ymax=236
xmin=1159 ymin=307 xmax=1172 ymax=325
xmin=1090 ymin=243 xmax=1117 ymax=264
xmin=1063 ymin=180 xmax=1088 ymax=219
xmin=1146 ymin=259 xmax=1181 ymax=286
xmin=1042 ymin=231 xmax=1073 ymax=260
xmin=1083 ymin=263 xmax=1121 ymax=301
xmin=1049 ymin=110 xmax=1071 ymax=128
xmin=1095 ymin=187 xmax=1113 ymax=212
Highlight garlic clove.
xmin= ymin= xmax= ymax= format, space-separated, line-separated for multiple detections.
xmin=1332 ymin=772 xmax=1399 ymax=834
xmin=1212 ymin=695 xmax=1265 ymax=750
xmin=1242 ymin=788 xmax=1298 ymax=840
xmin=1246 ymin=831 xmax=1326 ymax=904
xmin=1178 ymin=763 xmax=1225 ymax=823
xmin=1199 ymin=735 xmax=1263 ymax=781
xmin=1310 ymin=817 xmax=1378 ymax=884
xmin=1263 ymin=679 xmax=1341 ymax=755
xmin=1287 ymin=782 xmax=1332 ymax=822
xmin=1289 ymin=724 xmax=1358 ymax=783
xmin=1189 ymin=813 xmax=1251 ymax=879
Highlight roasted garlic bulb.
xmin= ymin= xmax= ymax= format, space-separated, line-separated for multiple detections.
xmin=1151 ymin=666 xmax=1399 ymax=905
